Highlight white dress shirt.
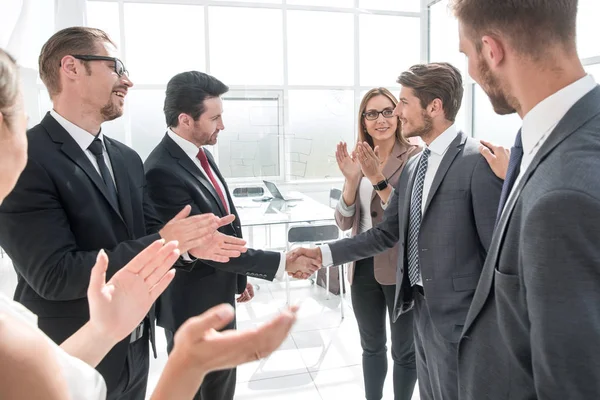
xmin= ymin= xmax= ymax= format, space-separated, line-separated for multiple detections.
xmin=358 ymin=177 xmax=374 ymax=233
xmin=321 ymin=125 xmax=458 ymax=270
xmin=502 ymin=74 xmax=596 ymax=213
xmin=50 ymin=110 xmax=116 ymax=187
xmin=167 ymin=129 xmax=287 ymax=280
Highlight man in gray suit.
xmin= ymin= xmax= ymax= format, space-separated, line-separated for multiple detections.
xmin=450 ymin=1 xmax=600 ymax=399
xmin=296 ymin=63 xmax=503 ymax=400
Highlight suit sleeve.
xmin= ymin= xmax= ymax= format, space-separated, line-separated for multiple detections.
xmin=470 ymin=156 xmax=503 ymax=251
xmin=522 ymin=189 xmax=600 ymax=399
xmin=145 ymin=167 xmax=280 ymax=280
xmin=328 ymin=177 xmax=401 ymax=266
xmin=0 ymin=158 xmax=160 ymax=301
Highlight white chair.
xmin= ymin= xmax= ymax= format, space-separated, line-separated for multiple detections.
xmin=286 ymin=223 xmax=345 ymax=319
xmin=329 ymin=188 xmax=342 ymax=209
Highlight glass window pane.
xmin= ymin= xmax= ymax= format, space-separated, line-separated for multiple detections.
xmin=287 ymin=11 xmax=354 ymax=86
xmin=217 ymin=97 xmax=281 ymax=178
xmin=127 ymin=90 xmax=167 ymax=161
xmin=360 ymin=0 xmax=420 ymax=13
xmin=212 ymin=0 xmax=280 ymax=3
xmin=473 ymin=85 xmax=522 ymax=148
xmin=288 ymin=0 xmax=353 ymax=7
xmin=577 ymin=0 xmax=600 ymax=59
xmin=429 ymin=0 xmax=467 ymax=76
xmin=124 ymin=4 xmax=205 ymax=84
xmin=87 ymin=1 xmax=121 ymax=48
xmin=585 ymin=63 xmax=600 ymax=81
xmin=360 ymin=15 xmax=421 ymax=86
xmin=209 ymin=7 xmax=283 ymax=85
xmin=287 ymin=90 xmax=355 ymax=180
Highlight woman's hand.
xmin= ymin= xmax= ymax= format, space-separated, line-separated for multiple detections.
xmin=87 ymin=239 xmax=179 ymax=342
xmin=336 ymin=142 xmax=361 ymax=184
xmin=356 ymin=142 xmax=385 ymax=184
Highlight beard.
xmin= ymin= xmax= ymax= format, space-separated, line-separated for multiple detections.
xmin=402 ymin=109 xmax=434 ymax=139
xmin=100 ymin=99 xmax=123 ymax=122
xmin=477 ymin=56 xmax=518 ymax=115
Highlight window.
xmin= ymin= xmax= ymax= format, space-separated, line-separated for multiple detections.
xmin=360 ymin=0 xmax=421 ymax=13
xmin=577 ymin=0 xmax=600 ymax=59
xmin=209 ymin=7 xmax=283 ymax=85
xmin=472 ymin=85 xmax=521 ymax=148
xmin=124 ymin=3 xmax=205 ymax=84
xmin=428 ymin=0 xmax=467 ymax=76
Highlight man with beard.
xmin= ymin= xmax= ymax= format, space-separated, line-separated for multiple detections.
xmin=293 ymin=62 xmax=503 ymax=400
xmin=450 ymin=1 xmax=600 ymax=399
xmin=0 ymin=27 xmax=247 ymax=400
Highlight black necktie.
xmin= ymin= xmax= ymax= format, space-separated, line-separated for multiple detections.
xmin=495 ymin=130 xmax=523 ymax=225
xmin=88 ymin=138 xmax=119 ymax=209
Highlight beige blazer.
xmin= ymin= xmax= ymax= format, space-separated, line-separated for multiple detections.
xmin=335 ymin=140 xmax=421 ymax=285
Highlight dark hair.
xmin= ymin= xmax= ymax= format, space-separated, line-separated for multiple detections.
xmin=450 ymin=0 xmax=578 ymax=56
xmin=164 ymin=71 xmax=229 ymax=127
xmin=0 ymin=49 xmax=19 ymax=128
xmin=397 ymin=63 xmax=463 ymax=122
xmin=39 ymin=27 xmax=116 ymax=97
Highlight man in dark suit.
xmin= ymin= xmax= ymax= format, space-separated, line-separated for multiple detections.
xmin=296 ymin=63 xmax=503 ymax=399
xmin=144 ymin=71 xmax=321 ymax=400
xmin=0 ymin=27 xmax=246 ymax=400
xmin=450 ymin=1 xmax=600 ymax=398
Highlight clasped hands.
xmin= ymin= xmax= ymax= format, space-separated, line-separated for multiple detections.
xmin=284 ymin=247 xmax=324 ymax=280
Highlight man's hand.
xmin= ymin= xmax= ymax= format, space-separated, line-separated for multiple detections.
xmin=286 ymin=247 xmax=322 ymax=279
xmin=479 ymin=140 xmax=510 ymax=180
xmin=189 ymin=231 xmax=248 ymax=263
xmin=87 ymin=239 xmax=179 ymax=343
xmin=160 ymin=206 xmax=248 ymax=262
xmin=285 ymin=251 xmax=321 ymax=279
xmin=236 ymin=283 xmax=255 ymax=303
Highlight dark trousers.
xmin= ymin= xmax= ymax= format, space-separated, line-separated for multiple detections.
xmin=107 ymin=332 xmax=150 ymax=400
xmin=165 ymin=328 xmax=236 ymax=400
xmin=413 ymin=288 xmax=459 ymax=400
xmin=351 ymin=257 xmax=417 ymax=400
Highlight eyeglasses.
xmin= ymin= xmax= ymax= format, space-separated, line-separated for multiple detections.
xmin=362 ymin=109 xmax=395 ymax=121
xmin=71 ymin=55 xmax=129 ymax=77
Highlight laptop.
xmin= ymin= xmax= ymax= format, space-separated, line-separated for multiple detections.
xmin=263 ymin=180 xmax=303 ymax=201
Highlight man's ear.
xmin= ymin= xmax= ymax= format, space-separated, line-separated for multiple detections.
xmin=481 ymin=34 xmax=506 ymax=69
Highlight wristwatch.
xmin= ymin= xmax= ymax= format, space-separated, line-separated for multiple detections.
xmin=372 ymin=179 xmax=388 ymax=191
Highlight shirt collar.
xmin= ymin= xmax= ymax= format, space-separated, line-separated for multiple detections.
xmin=167 ymin=128 xmax=201 ymax=161
xmin=50 ymin=109 xmax=105 ymax=151
xmin=522 ymin=74 xmax=596 ymax=155
xmin=426 ymin=124 xmax=457 ymax=156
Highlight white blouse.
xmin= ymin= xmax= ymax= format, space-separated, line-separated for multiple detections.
xmin=0 ymin=293 xmax=107 ymax=399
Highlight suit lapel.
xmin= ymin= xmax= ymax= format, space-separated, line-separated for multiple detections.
xmin=463 ymin=85 xmax=600 ymax=334
xmin=163 ymin=135 xmax=228 ymax=217
xmin=423 ymin=131 xmax=465 ymax=214
xmin=104 ymin=139 xmax=134 ymax=236
xmin=41 ymin=113 xmax=125 ymax=224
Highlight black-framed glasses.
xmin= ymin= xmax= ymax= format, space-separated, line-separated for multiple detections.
xmin=362 ymin=108 xmax=395 ymax=121
xmin=71 ymin=55 xmax=129 ymax=77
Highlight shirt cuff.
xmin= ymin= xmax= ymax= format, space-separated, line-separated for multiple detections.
xmin=381 ymin=186 xmax=395 ymax=210
xmin=275 ymin=252 xmax=286 ymax=280
xmin=336 ymin=196 xmax=356 ymax=217
xmin=319 ymin=244 xmax=334 ymax=267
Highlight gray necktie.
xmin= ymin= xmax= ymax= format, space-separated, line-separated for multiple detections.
xmin=407 ymin=147 xmax=431 ymax=286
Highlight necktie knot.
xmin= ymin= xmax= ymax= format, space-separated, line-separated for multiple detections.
xmin=513 ymin=131 xmax=523 ymax=149
xmin=422 ymin=147 xmax=431 ymax=159
xmin=88 ymin=138 xmax=104 ymax=157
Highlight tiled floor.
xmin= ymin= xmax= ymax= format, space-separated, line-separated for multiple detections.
xmin=0 ymin=255 xmax=420 ymax=399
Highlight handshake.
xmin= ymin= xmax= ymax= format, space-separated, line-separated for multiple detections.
xmin=284 ymin=247 xmax=324 ymax=280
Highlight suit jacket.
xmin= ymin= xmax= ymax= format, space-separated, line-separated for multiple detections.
xmin=0 ymin=113 xmax=164 ymax=390
xmin=458 ymin=86 xmax=600 ymax=399
xmin=329 ymin=131 xmax=502 ymax=342
xmin=334 ymin=140 xmax=421 ymax=285
xmin=144 ymin=134 xmax=281 ymax=332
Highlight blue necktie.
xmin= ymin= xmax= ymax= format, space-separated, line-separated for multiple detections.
xmin=407 ymin=148 xmax=431 ymax=286
xmin=495 ymin=130 xmax=523 ymax=225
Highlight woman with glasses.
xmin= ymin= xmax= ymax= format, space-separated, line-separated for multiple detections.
xmin=0 ymin=47 xmax=297 ymax=400
xmin=334 ymin=88 xmax=420 ymax=400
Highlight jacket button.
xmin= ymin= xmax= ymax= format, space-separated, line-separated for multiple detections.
xmin=371 ymin=211 xmax=377 ymax=218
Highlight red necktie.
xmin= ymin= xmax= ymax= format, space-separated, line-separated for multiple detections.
xmin=196 ymin=148 xmax=229 ymax=214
